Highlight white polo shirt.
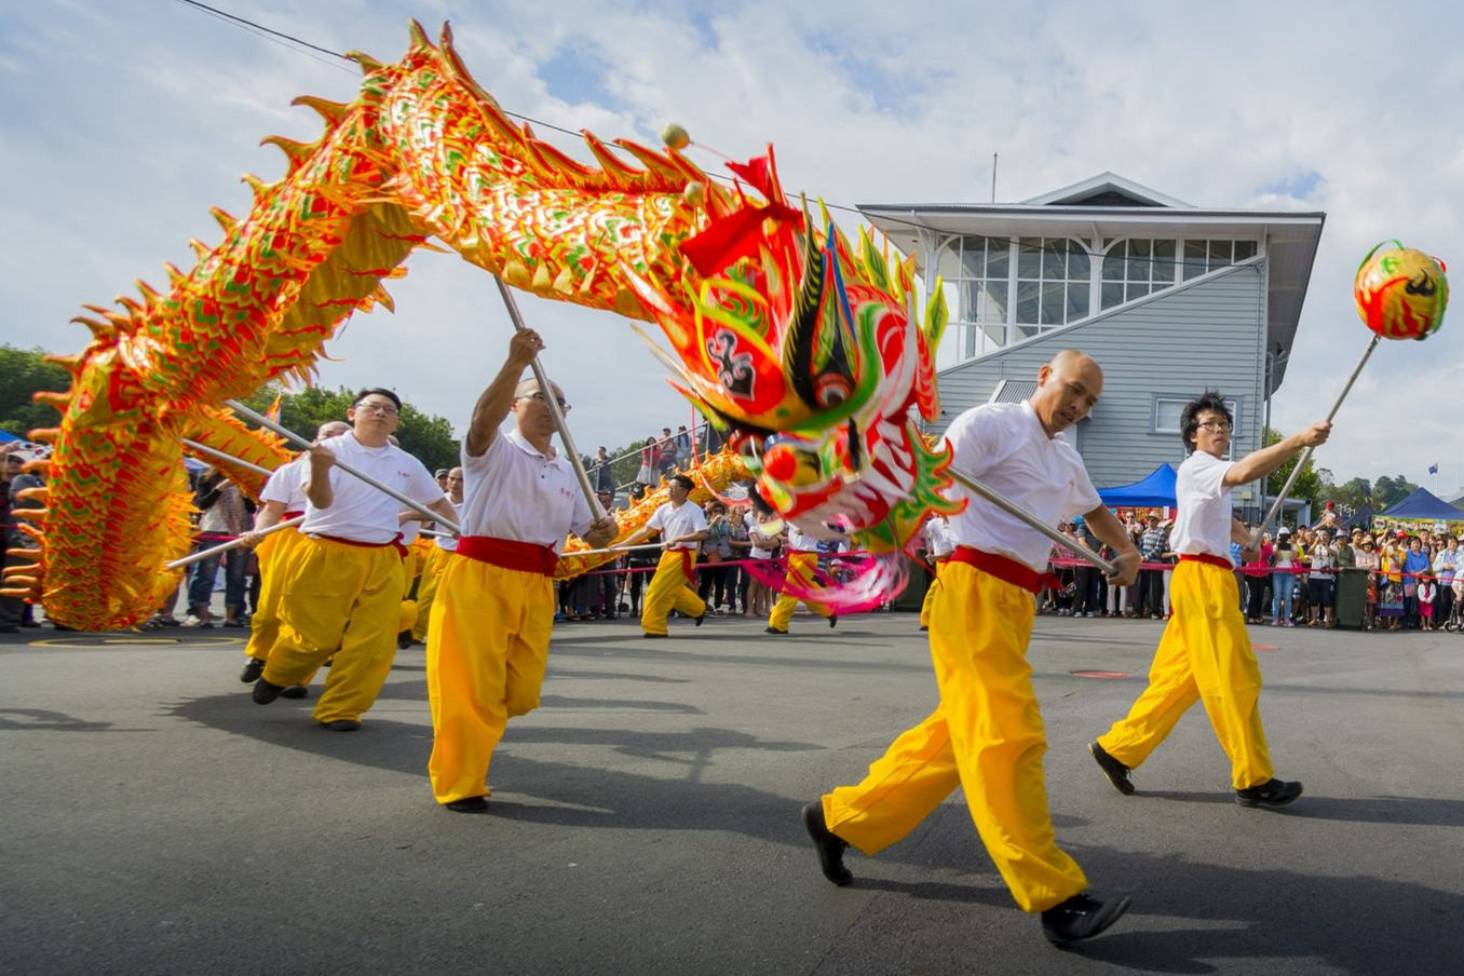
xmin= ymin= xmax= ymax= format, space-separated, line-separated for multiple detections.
xmin=460 ymin=429 xmax=593 ymax=550
xmin=647 ymin=500 xmax=708 ymax=551
xmin=946 ymin=400 xmax=1102 ymax=572
xmin=434 ymin=499 xmax=462 ymax=552
xmin=259 ymin=456 xmax=309 ymax=513
xmin=1169 ymin=450 xmax=1236 ymax=562
xmin=300 ymin=432 xmax=444 ymax=544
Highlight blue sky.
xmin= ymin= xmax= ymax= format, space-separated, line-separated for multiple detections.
xmin=2 ymin=0 xmax=1461 ymax=490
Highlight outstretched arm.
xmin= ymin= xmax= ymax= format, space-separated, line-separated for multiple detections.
xmin=1223 ymin=422 xmax=1332 ymax=486
xmin=465 ymin=330 xmax=543 ymax=458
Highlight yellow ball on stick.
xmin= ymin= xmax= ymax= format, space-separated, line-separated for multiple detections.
xmin=1354 ymin=241 xmax=1449 ymax=341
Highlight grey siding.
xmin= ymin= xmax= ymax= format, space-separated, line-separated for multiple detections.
xmin=933 ymin=262 xmax=1267 ymax=496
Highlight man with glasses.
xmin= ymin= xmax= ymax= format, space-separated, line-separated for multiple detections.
xmin=426 ymin=330 xmax=617 ymax=811
xmin=1090 ymin=391 xmax=1330 ymax=808
xmin=251 ymin=388 xmax=457 ymax=731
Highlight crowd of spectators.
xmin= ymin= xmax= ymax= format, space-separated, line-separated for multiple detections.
xmin=6 ymin=431 xmax=1461 ymax=636
xmin=1039 ymin=506 xmax=1464 ymax=633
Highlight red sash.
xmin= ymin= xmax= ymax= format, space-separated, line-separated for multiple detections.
xmin=456 ymin=536 xmax=559 ymax=577
xmin=669 ymin=547 xmax=696 ymax=582
xmin=1179 ymin=553 xmax=1234 ymax=571
xmin=282 ymin=510 xmax=304 ymax=520
xmin=948 ymin=546 xmax=1061 ymax=595
xmin=313 ymin=533 xmax=408 ymax=559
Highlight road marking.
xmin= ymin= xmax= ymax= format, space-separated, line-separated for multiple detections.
xmin=1071 ymin=670 xmax=1130 ymax=679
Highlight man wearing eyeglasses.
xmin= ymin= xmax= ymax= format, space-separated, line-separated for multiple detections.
xmin=1090 ymin=391 xmax=1330 ymax=809
xmin=426 ymin=329 xmax=617 ymax=812
xmin=251 ymin=389 xmax=457 ymax=731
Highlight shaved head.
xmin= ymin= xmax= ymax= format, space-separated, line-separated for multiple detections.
xmin=1030 ymin=349 xmax=1103 ymax=437
xmin=316 ymin=420 xmax=350 ymax=440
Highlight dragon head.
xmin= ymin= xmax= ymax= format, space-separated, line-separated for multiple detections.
xmin=624 ymin=152 xmax=965 ymax=598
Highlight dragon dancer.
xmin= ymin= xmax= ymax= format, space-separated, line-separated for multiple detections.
xmin=802 ymin=350 xmax=1142 ymax=948
xmin=427 ymin=330 xmax=616 ymax=811
xmin=617 ymin=475 xmax=709 ymax=638
xmin=1089 ymin=392 xmax=1331 ymax=808
xmin=765 ymin=523 xmax=836 ymax=634
xmin=239 ymin=420 xmax=350 ymax=697
xmin=251 ymin=389 xmax=456 ymax=731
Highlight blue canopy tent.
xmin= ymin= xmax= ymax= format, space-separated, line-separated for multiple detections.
xmin=0 ymin=430 xmax=20 ymax=443
xmin=1097 ymin=463 xmax=1178 ymax=508
xmin=1380 ymin=487 xmax=1464 ymax=522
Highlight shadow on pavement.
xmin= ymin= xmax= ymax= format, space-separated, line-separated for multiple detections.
xmin=1139 ymin=790 xmax=1464 ymax=827
xmin=0 ymin=707 xmax=154 ymax=733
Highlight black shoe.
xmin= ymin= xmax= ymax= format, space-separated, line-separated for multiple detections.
xmin=643 ymin=633 xmax=667 ymax=639
xmin=919 ymin=625 xmax=929 ymax=631
xmin=765 ymin=626 xmax=788 ymax=635
xmin=397 ymin=631 xmax=414 ymax=650
xmin=828 ymin=616 xmax=838 ymax=629
xmin=321 ymin=719 xmax=362 ymax=732
xmin=444 ymin=796 xmax=489 ymax=813
xmin=1234 ymin=778 xmax=1303 ymax=808
xmin=694 ymin=613 xmax=707 ymax=627
xmin=1041 ymin=892 xmax=1132 ymax=948
xmin=1089 ymin=741 xmax=1135 ymax=796
xmin=240 ymin=658 xmax=265 ymax=683
xmin=280 ymin=685 xmax=309 ymax=700
xmin=251 ymin=678 xmax=285 ymax=705
xmin=801 ymin=801 xmax=853 ymax=886
xmin=222 ymin=618 xmax=245 ymax=629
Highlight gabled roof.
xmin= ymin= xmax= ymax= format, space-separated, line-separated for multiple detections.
xmin=1021 ymin=172 xmax=1192 ymax=209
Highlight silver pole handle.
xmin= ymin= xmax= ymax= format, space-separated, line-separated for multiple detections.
xmin=493 ymin=277 xmax=607 ymax=523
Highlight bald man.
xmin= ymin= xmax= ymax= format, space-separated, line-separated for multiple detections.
xmin=427 ymin=331 xmax=616 ymax=811
xmin=804 ymin=350 xmax=1142 ymax=947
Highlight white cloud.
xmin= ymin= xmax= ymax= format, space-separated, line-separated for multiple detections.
xmin=1 ymin=0 xmax=1461 ymax=486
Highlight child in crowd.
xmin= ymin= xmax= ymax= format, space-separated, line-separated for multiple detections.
xmin=1418 ymin=572 xmax=1437 ymax=631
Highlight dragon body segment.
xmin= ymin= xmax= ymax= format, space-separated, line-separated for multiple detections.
xmin=8 ymin=22 xmax=957 ymax=630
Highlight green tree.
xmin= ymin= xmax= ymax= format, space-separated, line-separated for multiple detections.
xmin=1372 ymin=475 xmax=1417 ymax=509
xmin=1262 ymin=426 xmax=1325 ymax=509
xmin=1330 ymin=477 xmax=1373 ymax=512
xmin=0 ymin=345 xmax=71 ymax=437
xmin=237 ymin=384 xmax=460 ymax=473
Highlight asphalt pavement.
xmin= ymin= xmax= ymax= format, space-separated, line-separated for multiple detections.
xmin=3 ymin=609 xmax=1463 ymax=975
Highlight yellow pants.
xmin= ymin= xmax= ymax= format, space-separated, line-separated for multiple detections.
xmin=918 ymin=557 xmax=948 ymax=628
xmin=1097 ymin=558 xmax=1274 ymax=789
xmin=640 ymin=550 xmax=706 ymax=636
xmin=822 ymin=561 xmax=1087 ymax=913
xmin=768 ymin=552 xmax=833 ymax=631
xmin=242 ymin=527 xmax=306 ymax=663
xmin=261 ymin=536 xmax=405 ymax=725
xmin=411 ymin=545 xmax=451 ymax=641
xmin=427 ymin=556 xmax=554 ymax=804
